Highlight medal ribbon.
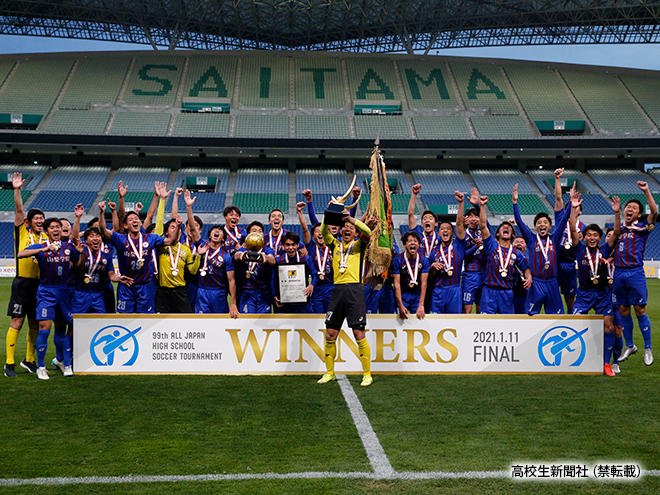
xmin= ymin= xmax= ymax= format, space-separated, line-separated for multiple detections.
xmin=404 ymin=253 xmax=420 ymax=285
xmin=286 ymin=251 xmax=300 ymax=264
xmin=585 ymin=247 xmax=601 ymax=281
xmin=152 ymin=250 xmax=158 ymax=275
xmin=422 ymin=232 xmax=437 ymax=254
xmin=438 ymin=243 xmax=453 ymax=271
xmin=316 ymin=245 xmax=329 ymax=276
xmin=339 ymin=240 xmax=356 ymax=272
xmin=224 ymin=226 xmax=240 ymax=246
xmin=536 ymin=234 xmax=551 ymax=268
xmin=498 ymin=244 xmax=514 ymax=275
xmin=127 ymin=232 xmax=144 ymax=265
xmin=203 ymin=245 xmax=222 ymax=273
xmin=168 ymin=243 xmax=181 ymax=274
xmin=86 ymin=246 xmax=102 ymax=279
xmin=269 ymin=230 xmax=283 ymax=252
xmin=607 ymin=259 xmax=614 ymax=281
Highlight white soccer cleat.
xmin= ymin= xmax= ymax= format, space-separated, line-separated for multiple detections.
xmin=36 ymin=367 xmax=49 ymax=380
xmin=611 ymin=363 xmax=621 ymax=374
xmin=52 ymin=358 xmax=65 ymax=373
xmin=643 ymin=348 xmax=654 ymax=366
xmin=617 ymin=345 xmax=638 ymax=362
xmin=63 ymin=366 xmax=73 ymax=377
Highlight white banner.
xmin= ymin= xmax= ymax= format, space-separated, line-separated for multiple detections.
xmin=73 ymin=315 xmax=603 ymax=374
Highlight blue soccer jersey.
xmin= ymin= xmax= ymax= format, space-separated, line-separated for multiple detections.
xmin=575 ymin=243 xmax=612 ymax=292
xmin=464 ymin=227 xmax=486 ymax=272
xmin=28 ymin=240 xmax=80 ymax=286
xmin=236 ymin=246 xmax=276 ymax=291
xmin=109 ymin=231 xmax=164 ymax=284
xmin=428 ymin=238 xmax=466 ymax=287
xmin=391 ymin=252 xmax=429 ymax=294
xmin=307 ymin=243 xmax=334 ymax=288
xmin=75 ymin=247 xmax=113 ymax=292
xmin=413 ymin=226 xmax=439 ymax=258
xmin=556 ymin=212 xmax=584 ymax=262
xmin=615 ymin=219 xmax=652 ymax=269
xmin=223 ymin=226 xmax=247 ymax=255
xmin=197 ymin=244 xmax=234 ymax=290
xmin=481 ymin=236 xmax=528 ymax=290
xmin=264 ymin=229 xmax=288 ymax=257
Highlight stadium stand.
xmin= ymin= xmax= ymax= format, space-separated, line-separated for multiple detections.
xmin=587 ymin=168 xmax=660 ymax=194
xmin=41 ymin=165 xmax=110 ymax=191
xmin=103 ymin=191 xmax=161 ymax=212
xmin=182 ymin=55 xmax=237 ymax=100
xmin=110 ymin=167 xmax=171 ymax=191
xmin=47 ymin=110 xmax=111 ymax=134
xmin=560 ymin=69 xmax=652 ymax=134
xmin=0 ymin=190 xmax=30 ymax=211
xmin=234 ymin=193 xmax=288 ymax=214
xmin=619 ymin=74 xmax=660 ymax=129
xmin=235 ymin=167 xmax=288 ymax=192
xmin=470 ymin=169 xmax=534 ymax=194
xmin=353 ymin=115 xmax=410 ymax=139
xmin=488 ymin=193 xmax=550 ymax=215
xmin=411 ymin=169 xmax=471 ymax=193
xmin=295 ymin=57 xmax=345 ymax=109
xmin=296 ymin=167 xmax=348 ymax=192
xmin=527 ymin=168 xmax=599 ymax=195
xmin=359 ymin=193 xmax=413 ymax=215
xmin=346 ymin=58 xmax=400 ymax=101
xmin=59 ymin=56 xmax=131 ymax=109
xmin=416 ymin=193 xmax=458 ymax=208
xmin=173 ymin=113 xmax=230 ymax=137
xmin=470 ymin=115 xmax=533 ymax=138
xmin=295 ymin=115 xmax=350 ymax=139
xmin=0 ymin=58 xmax=73 ymax=116
xmin=122 ymin=56 xmax=184 ymax=106
xmin=0 ymin=222 xmax=14 ymax=256
xmin=545 ymin=193 xmax=613 ymax=215
xmin=179 ymin=193 xmax=226 ymax=214
xmin=178 ymin=167 xmax=230 ymax=192
xmin=0 ymin=165 xmax=49 ymax=191
xmin=398 ymin=59 xmax=459 ymax=110
xmin=0 ymin=60 xmax=15 ymax=88
xmin=295 ymin=192 xmax=336 ymax=215
xmin=505 ymin=65 xmax=583 ymax=122
xmin=450 ymin=62 xmax=519 ymax=115
xmin=29 ymin=190 xmax=98 ymax=212
xmin=234 ymin=114 xmax=290 ymax=138
xmin=411 ymin=116 xmax=472 ymax=139
xmin=110 ymin=112 xmax=172 ymax=136
xmin=238 ymin=56 xmax=289 ymax=108
xmin=355 ymin=167 xmax=410 ymax=193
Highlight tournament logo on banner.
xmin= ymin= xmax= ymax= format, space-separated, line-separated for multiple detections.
xmin=74 ymin=315 xmax=603 ymax=375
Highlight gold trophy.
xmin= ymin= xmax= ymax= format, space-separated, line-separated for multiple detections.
xmin=324 ymin=175 xmax=362 ymax=226
xmin=244 ymin=232 xmax=265 ymax=263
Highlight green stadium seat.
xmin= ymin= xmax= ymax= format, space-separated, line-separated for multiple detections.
xmin=450 ymin=62 xmax=519 ymax=115
xmin=295 ymin=115 xmax=350 ymax=138
xmin=398 ymin=59 xmax=459 ymax=110
xmin=354 ymin=115 xmax=410 ymax=139
xmin=0 ymin=190 xmax=30 ymax=211
xmin=47 ymin=111 xmax=111 ymax=134
xmin=233 ymin=193 xmax=288 ymax=214
xmin=619 ymin=74 xmax=660 ymax=130
xmin=123 ymin=56 xmax=184 ymax=106
xmin=470 ymin=116 xmax=533 ymax=139
xmin=295 ymin=58 xmax=345 ymax=108
xmin=183 ymin=56 xmax=237 ymax=100
xmin=412 ymin=116 xmax=471 ymax=139
xmin=486 ymin=194 xmax=550 ymax=215
xmin=234 ymin=115 xmax=289 ymax=138
xmin=239 ymin=56 xmax=289 ymax=108
xmin=359 ymin=193 xmax=414 ymax=215
xmin=346 ymin=58 xmax=399 ymax=101
xmin=110 ymin=112 xmax=171 ymax=136
xmin=174 ymin=113 xmax=230 ymax=137
xmin=59 ymin=56 xmax=131 ymax=110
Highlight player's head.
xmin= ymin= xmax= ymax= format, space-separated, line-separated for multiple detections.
xmin=247 ymin=221 xmax=264 ymax=236
xmin=623 ymin=198 xmax=644 ymax=225
xmin=566 ymin=201 xmax=582 ymax=215
xmin=583 ymin=224 xmax=603 ymax=247
xmin=186 ymin=215 xmax=203 ymax=238
xmin=145 ymin=224 xmax=156 ymax=234
xmin=605 ymin=227 xmax=615 ymax=244
xmin=43 ymin=217 xmax=62 ymax=241
xmin=438 ymin=220 xmax=454 ymax=244
xmin=282 ymin=231 xmax=300 ymax=256
xmin=59 ymin=218 xmax=71 ymax=240
xmin=268 ymin=209 xmax=284 ymax=231
xmin=122 ymin=211 xmax=142 ymax=233
xmin=83 ymin=226 xmax=102 ymax=250
xmin=534 ymin=212 xmax=552 ymax=236
xmin=421 ymin=210 xmax=438 ymax=234
xmin=496 ymin=221 xmax=514 ymax=241
xmin=465 ymin=207 xmax=480 ymax=229
xmin=163 ymin=218 xmax=181 ymax=240
xmin=208 ymin=224 xmax=224 ymax=245
xmin=340 ymin=220 xmax=359 ymax=242
xmin=223 ymin=205 xmax=241 ymax=228
xmin=513 ymin=235 xmax=527 ymax=253
xmin=26 ymin=208 xmax=45 ymax=231
xmin=311 ymin=222 xmax=325 ymax=246
xmin=401 ymin=231 xmax=421 ymax=256
xmin=87 ymin=217 xmax=99 ymax=229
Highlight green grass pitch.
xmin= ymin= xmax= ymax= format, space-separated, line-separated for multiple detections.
xmin=0 ymin=278 xmax=659 ymax=494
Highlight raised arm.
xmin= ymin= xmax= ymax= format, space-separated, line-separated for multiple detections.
xmin=72 ymin=203 xmax=84 ymax=241
xmin=608 ymin=196 xmax=621 ymax=248
xmin=297 ymin=201 xmax=311 ymax=245
xmin=554 ymin=168 xmax=564 ymax=212
xmin=108 ymin=201 xmax=120 ymax=232
xmin=479 ymin=195 xmax=490 ymax=240
xmin=117 ymin=180 xmax=127 ymax=227
xmin=12 ymin=172 xmax=26 ymax=227
xmin=154 ymin=182 xmax=170 ymax=237
xmin=569 ymin=192 xmax=582 ymax=246
xmin=143 ymin=182 xmax=161 ymax=228
xmin=408 ymin=183 xmax=421 ymax=230
xmin=303 ymin=189 xmax=319 ymax=225
xmin=171 ymin=187 xmax=182 ymax=221
xmin=184 ymin=189 xmax=200 ymax=243
xmin=97 ymin=201 xmax=111 ymax=240
xmin=639 ymin=181 xmax=658 ymax=224
xmin=455 ymin=191 xmax=465 ymax=240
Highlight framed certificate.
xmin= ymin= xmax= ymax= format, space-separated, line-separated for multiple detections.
xmin=277 ymin=264 xmax=308 ymax=304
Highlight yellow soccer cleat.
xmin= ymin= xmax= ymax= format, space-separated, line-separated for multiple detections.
xmin=360 ymin=374 xmax=373 ymax=387
xmin=317 ymin=373 xmax=336 ymax=384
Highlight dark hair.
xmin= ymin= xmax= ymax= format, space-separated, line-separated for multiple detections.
xmin=283 ymin=231 xmax=300 ymax=245
xmin=27 ymin=208 xmax=45 ymax=222
xmin=311 ymin=222 xmax=321 ymax=235
xmin=401 ymin=231 xmax=421 ymax=243
xmin=495 ymin=221 xmax=514 ymax=239
xmin=122 ymin=211 xmax=140 ymax=224
xmin=223 ymin=205 xmax=241 ymax=217
xmin=533 ymin=212 xmax=552 ymax=226
xmin=583 ymin=223 xmax=603 ymax=238
xmin=439 ymin=220 xmax=454 ymax=230
xmin=247 ymin=221 xmax=264 ymax=234
xmin=43 ymin=217 xmax=62 ymax=230
xmin=624 ymin=198 xmax=644 ymax=214
xmin=145 ymin=224 xmax=156 ymax=234
xmin=163 ymin=219 xmax=180 ymax=237
xmin=465 ymin=207 xmax=479 ymax=218
xmin=514 ymin=235 xmax=526 ymax=241
xmin=421 ymin=210 xmax=438 ymax=223
xmin=88 ymin=216 xmax=99 ymax=228
xmin=605 ymin=227 xmax=614 ymax=235
xmin=190 ymin=215 xmax=204 ymax=230
xmin=208 ymin=223 xmax=224 ymax=239
xmin=269 ymin=208 xmax=284 ymax=220
xmin=83 ymin=226 xmax=101 ymax=240
xmin=59 ymin=217 xmax=71 ymax=226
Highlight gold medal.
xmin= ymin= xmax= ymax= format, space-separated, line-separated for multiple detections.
xmin=138 ymin=259 xmax=144 ymax=268
xmin=318 ymin=273 xmax=324 ymax=281
xmin=608 ymin=279 xmax=613 ymax=286
xmin=409 ymin=281 xmax=416 ymax=288
xmin=544 ymin=262 xmax=550 ymax=269
xmin=32 ymin=256 xmax=38 ymax=264
xmin=172 ymin=269 xmax=179 ymax=277
xmin=648 ymin=224 xmax=655 ymax=231
xmin=446 ymin=269 xmax=453 ymax=276
xmin=339 ymin=266 xmax=346 ymax=274
xmin=592 ymin=277 xmax=599 ymax=285
xmin=200 ymin=270 xmax=207 ymax=277
xmin=84 ymin=275 xmax=91 ymax=284
xmin=564 ymin=244 xmax=571 ymax=250
xmin=500 ymin=270 xmax=507 ymax=278
xmin=246 ymin=272 xmax=252 ymax=279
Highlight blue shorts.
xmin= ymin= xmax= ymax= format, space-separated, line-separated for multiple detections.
xmin=557 ymin=261 xmax=578 ymax=296
xmin=117 ymin=283 xmax=156 ymax=314
xmin=480 ymin=286 xmax=514 ymax=315
xmin=612 ymin=267 xmax=647 ymax=306
xmin=36 ymin=285 xmax=72 ymax=322
xmin=311 ymin=284 xmax=333 ymax=314
xmin=429 ymin=285 xmax=462 ymax=314
xmin=71 ymin=290 xmax=106 ymax=315
xmin=187 ymin=281 xmax=199 ymax=309
xmin=401 ymin=292 xmax=421 ymax=313
xmin=365 ymin=283 xmax=396 ymax=314
xmin=462 ymin=271 xmax=485 ymax=306
xmin=102 ymin=281 xmax=116 ymax=313
xmin=239 ymin=289 xmax=272 ymax=314
xmin=572 ymin=289 xmax=612 ymax=316
xmin=526 ymin=279 xmax=565 ymax=315
xmin=195 ymin=287 xmax=229 ymax=314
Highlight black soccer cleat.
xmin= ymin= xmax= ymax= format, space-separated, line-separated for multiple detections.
xmin=20 ymin=359 xmax=37 ymax=373
xmin=4 ymin=363 xmax=16 ymax=377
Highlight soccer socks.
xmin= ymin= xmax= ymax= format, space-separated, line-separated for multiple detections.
xmin=324 ymin=340 xmax=337 ymax=375
xmin=621 ymin=314 xmax=634 ymax=348
xmin=6 ymin=327 xmax=20 ymax=365
xmin=613 ymin=336 xmax=624 ymax=363
xmin=63 ymin=334 xmax=72 ymax=367
xmin=53 ymin=326 xmax=65 ymax=364
xmin=357 ymin=337 xmax=371 ymax=376
xmin=637 ymin=314 xmax=653 ymax=349
xmin=26 ymin=327 xmax=38 ymax=363
xmin=604 ymin=332 xmax=615 ymax=365
xmin=36 ymin=329 xmax=50 ymax=368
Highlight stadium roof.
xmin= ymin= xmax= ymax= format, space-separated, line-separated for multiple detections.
xmin=2 ymin=1 xmax=660 ymax=53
